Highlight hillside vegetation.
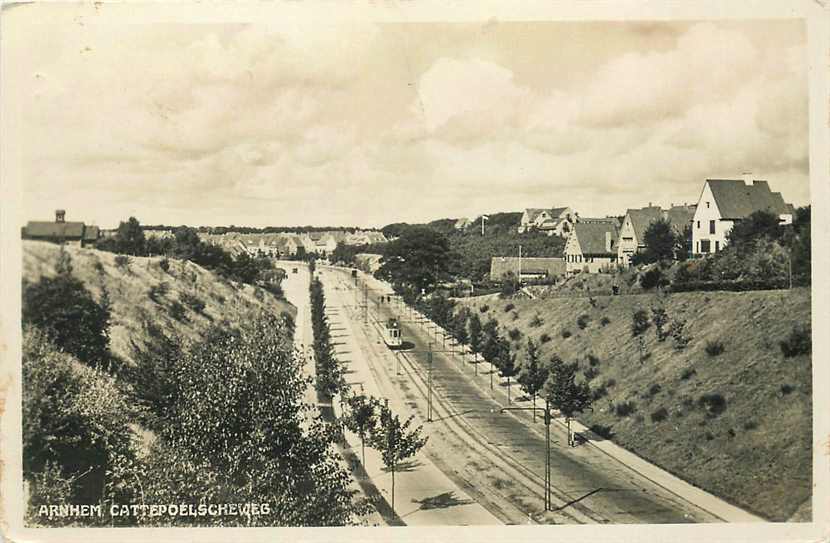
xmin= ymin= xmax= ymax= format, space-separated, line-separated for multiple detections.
xmin=458 ymin=288 xmax=812 ymax=521
xmin=21 ymin=241 xmax=367 ymax=526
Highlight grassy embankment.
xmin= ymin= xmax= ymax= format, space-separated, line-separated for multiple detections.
xmin=458 ymin=287 xmax=811 ymax=521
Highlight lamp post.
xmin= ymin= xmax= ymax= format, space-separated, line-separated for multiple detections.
xmin=397 ymin=343 xmax=455 ymax=423
xmin=500 ymin=403 xmax=553 ymax=511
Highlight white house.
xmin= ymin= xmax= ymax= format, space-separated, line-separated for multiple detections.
xmin=518 ymin=207 xmax=575 ymax=236
xmin=564 ymin=222 xmax=620 ymax=274
xmin=691 ymin=178 xmax=795 ymax=256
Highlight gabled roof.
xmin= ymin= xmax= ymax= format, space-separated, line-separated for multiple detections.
xmin=24 ymin=221 xmax=86 ymax=239
xmin=706 ymin=179 xmax=792 ymax=219
xmin=626 ymin=207 xmax=663 ymax=242
xmin=572 ymin=222 xmax=619 ymax=256
xmin=665 ymin=205 xmax=695 ymax=232
xmin=549 ymin=207 xmax=569 ymax=218
xmin=524 ymin=208 xmax=548 ymax=222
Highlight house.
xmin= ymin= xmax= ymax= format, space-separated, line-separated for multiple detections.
xmin=616 ymin=204 xmax=695 ymax=266
xmin=22 ymin=210 xmax=100 ymax=248
xmin=489 ymin=257 xmax=566 ymax=282
xmin=564 ymin=222 xmax=620 ymax=274
xmin=454 ymin=217 xmax=472 ymax=230
xmin=691 ymin=177 xmax=794 ymax=256
xmin=354 ymin=253 xmax=384 ymax=273
xmin=518 ymin=207 xmax=576 ymax=236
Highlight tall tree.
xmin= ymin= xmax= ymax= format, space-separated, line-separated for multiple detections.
xmin=453 ymin=310 xmax=469 ymax=351
xmin=116 ymin=216 xmax=147 ymax=256
xmin=498 ymin=339 xmax=519 ymax=404
xmin=518 ymin=339 xmax=548 ymax=422
xmin=638 ymin=218 xmax=677 ymax=264
xmin=377 ymin=227 xmax=451 ymax=294
xmin=369 ymin=400 xmax=428 ymax=512
xmin=468 ymin=313 xmax=483 ymax=369
xmin=481 ymin=319 xmax=501 ymax=389
xmin=543 ymin=355 xmax=593 ymax=447
xmin=343 ymin=394 xmax=380 ymax=468
xmin=726 ymin=210 xmax=782 ymax=251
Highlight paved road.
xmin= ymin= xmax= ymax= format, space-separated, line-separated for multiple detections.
xmin=328 ymin=266 xmax=731 ymax=524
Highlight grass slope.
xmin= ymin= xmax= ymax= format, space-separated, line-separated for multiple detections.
xmin=23 ymin=240 xmax=295 ymax=367
xmin=459 ymin=288 xmax=811 ymax=521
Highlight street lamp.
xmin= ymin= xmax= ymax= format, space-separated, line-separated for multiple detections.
xmin=396 ymin=343 xmax=454 ymax=423
xmin=500 ymin=404 xmax=553 ymax=511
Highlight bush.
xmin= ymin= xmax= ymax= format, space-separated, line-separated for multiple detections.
xmin=511 ymin=311 xmax=519 ymax=321
xmin=614 ymin=401 xmax=637 ymax=417
xmin=591 ymin=384 xmax=608 ymax=401
xmin=779 ymin=325 xmax=811 ymax=358
xmin=605 ymin=378 xmax=617 ymax=388
xmin=651 ymin=307 xmax=669 ymax=341
xmin=576 ymin=314 xmax=590 ymax=330
xmin=148 ymin=282 xmax=169 ymax=303
xmin=508 ymin=328 xmax=521 ymax=341
xmin=705 ymin=340 xmax=725 ymax=357
xmin=698 ymin=393 xmax=727 ymax=417
xmin=180 ymin=292 xmax=206 ymax=313
xmin=561 ymin=329 xmax=572 ymax=339
xmin=504 ymin=303 xmax=515 ymax=313
xmin=600 ymin=316 xmax=611 ymax=327
xmin=540 ymin=333 xmax=551 ymax=344
xmin=743 ymin=420 xmax=758 ymax=431
xmin=680 ymin=367 xmax=696 ymax=380
xmin=114 ymin=255 xmax=131 ymax=270
xmin=589 ymin=424 xmax=614 ymax=439
xmin=159 ymin=258 xmax=171 ymax=273
xmin=650 ymin=407 xmax=669 ymax=423
xmin=669 ymin=318 xmax=691 ymax=351
xmin=530 ymin=315 xmax=544 ymax=327
xmin=480 ymin=305 xmax=489 ymax=313
xmin=640 ymin=268 xmax=667 ymax=290
xmin=168 ymin=301 xmax=188 ymax=322
xmin=631 ymin=309 xmax=650 ymax=337
xmin=647 ymin=383 xmax=662 ymax=397
xmin=587 ymin=354 xmax=600 ymax=367
xmin=583 ymin=366 xmax=600 ymax=381
xmin=780 ymin=383 xmax=795 ymax=395
xmin=670 ymin=278 xmax=788 ymax=293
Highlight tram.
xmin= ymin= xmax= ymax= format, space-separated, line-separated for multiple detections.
xmin=384 ymin=317 xmax=403 ymax=349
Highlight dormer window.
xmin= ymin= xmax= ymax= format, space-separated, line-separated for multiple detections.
xmin=706 ymin=201 xmax=710 ymax=208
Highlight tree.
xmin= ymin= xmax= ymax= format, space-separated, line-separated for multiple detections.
xmin=481 ymin=319 xmax=501 ymax=388
xmin=343 ymin=394 xmax=380 ymax=468
xmin=637 ymin=218 xmax=677 ymax=264
xmin=727 ymin=210 xmax=782 ymax=251
xmin=115 ymin=216 xmax=147 ymax=256
xmin=543 ymin=355 xmax=593 ymax=447
xmin=518 ymin=339 xmax=548 ymax=422
xmin=452 ymin=310 xmax=469 ymax=352
xmin=377 ymin=227 xmax=451 ymax=294
xmin=497 ymin=339 xmax=519 ymax=404
xmin=468 ymin=313 xmax=483 ymax=368
xmin=369 ymin=400 xmax=428 ymax=512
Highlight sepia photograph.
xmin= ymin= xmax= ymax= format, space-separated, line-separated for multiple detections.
xmin=1 ymin=1 xmax=828 ymax=541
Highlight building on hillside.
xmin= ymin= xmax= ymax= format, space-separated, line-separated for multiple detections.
xmin=617 ymin=203 xmax=696 ymax=266
xmin=564 ymin=222 xmax=620 ymax=274
xmin=454 ymin=217 xmax=472 ymax=230
xmin=489 ymin=256 xmax=566 ymax=282
xmin=345 ymin=230 xmax=388 ymax=246
xmin=691 ymin=177 xmax=794 ymax=256
xmin=577 ymin=216 xmax=621 ymax=227
xmin=518 ymin=207 xmax=576 ymax=236
xmin=354 ymin=253 xmax=383 ymax=273
xmin=22 ymin=210 xmax=100 ymax=248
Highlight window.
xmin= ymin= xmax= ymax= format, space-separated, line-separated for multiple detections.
xmin=706 ymin=201 xmax=710 ymax=208
xmin=715 ymin=241 xmax=720 ymax=252
xmin=697 ymin=220 xmax=700 ymax=229
xmin=696 ymin=241 xmax=699 ymax=253
xmin=709 ymin=220 xmax=716 ymax=234
xmin=700 ymin=240 xmax=711 ymax=253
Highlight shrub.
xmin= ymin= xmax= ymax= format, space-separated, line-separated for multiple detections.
xmin=704 ymin=432 xmax=714 ymax=441
xmin=650 ymin=407 xmax=669 ymax=423
xmin=647 ymin=383 xmax=662 ymax=397
xmin=591 ymin=384 xmax=608 ymax=401
xmin=680 ymin=367 xmax=696 ymax=380
xmin=743 ymin=420 xmax=758 ymax=431
xmin=640 ymin=268 xmax=666 ymax=290
xmin=600 ymin=316 xmax=611 ymax=327
xmin=114 ymin=255 xmax=131 ymax=270
xmin=669 ymin=318 xmax=691 ymax=351
xmin=540 ymin=333 xmax=551 ymax=344
xmin=148 ymin=282 xmax=169 ymax=303
xmin=180 ymin=292 xmax=206 ymax=314
xmin=480 ymin=305 xmax=489 ymax=313
xmin=583 ymin=366 xmax=600 ymax=381
xmin=587 ymin=354 xmax=600 ymax=367
xmin=698 ymin=393 xmax=727 ymax=417
xmin=615 ymin=401 xmax=637 ymax=417
xmin=93 ymin=260 xmax=106 ymax=275
xmin=651 ymin=307 xmax=669 ymax=341
xmin=530 ymin=315 xmax=544 ymax=327
xmin=159 ymin=258 xmax=171 ymax=273
xmin=605 ymin=378 xmax=617 ymax=388
xmin=779 ymin=325 xmax=811 ymax=358
xmin=561 ymin=329 xmax=572 ymax=339
xmin=704 ymin=340 xmax=725 ymax=357
xmin=631 ymin=309 xmax=650 ymax=337
xmin=511 ymin=311 xmax=519 ymax=321
xmin=576 ymin=314 xmax=590 ymax=330
xmin=504 ymin=303 xmax=515 ymax=313
xmin=589 ymin=424 xmax=614 ymax=439
xmin=780 ymin=383 xmax=795 ymax=395
xmin=508 ymin=328 xmax=521 ymax=341
xmin=168 ymin=301 xmax=188 ymax=322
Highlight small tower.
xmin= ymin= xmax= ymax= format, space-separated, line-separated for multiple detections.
xmin=55 ymin=209 xmax=66 ymax=223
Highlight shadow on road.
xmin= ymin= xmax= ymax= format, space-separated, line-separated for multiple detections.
xmin=408 ymin=491 xmax=474 ymax=512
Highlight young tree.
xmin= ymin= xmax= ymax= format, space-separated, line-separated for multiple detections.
xmin=369 ymin=400 xmax=428 ymax=512
xmin=518 ymin=339 xmax=548 ymax=422
xmin=343 ymin=394 xmax=380 ymax=468
xmin=481 ymin=319 xmax=501 ymax=389
xmin=115 ymin=216 xmax=147 ymax=256
xmin=452 ymin=310 xmax=469 ymax=353
xmin=543 ymin=355 xmax=593 ymax=447
xmin=638 ymin=218 xmax=677 ymax=264
xmin=497 ymin=339 xmax=519 ymax=404
xmin=468 ymin=313 xmax=483 ymax=369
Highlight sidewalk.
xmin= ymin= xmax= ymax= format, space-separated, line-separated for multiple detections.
xmin=344 ymin=266 xmax=764 ymax=523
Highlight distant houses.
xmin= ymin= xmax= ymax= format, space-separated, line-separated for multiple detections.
xmin=691 ymin=178 xmax=794 ymax=257
xmin=518 ymin=207 xmax=576 ymax=237
xmin=21 ymin=210 xmax=100 ymax=248
xmin=200 ymin=229 xmax=387 ymax=259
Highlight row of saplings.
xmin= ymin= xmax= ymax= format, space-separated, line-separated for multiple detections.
xmin=309 ymin=277 xmax=427 ymax=514
xmin=417 ymin=294 xmax=594 ymax=445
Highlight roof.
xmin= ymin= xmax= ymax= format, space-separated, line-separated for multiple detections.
xmin=573 ymin=222 xmax=619 ymax=256
xmin=83 ymin=225 xmax=100 ymax=241
xmin=24 ymin=221 xmax=86 ymax=239
xmin=626 ymin=207 xmax=663 ymax=242
xmin=665 ymin=205 xmax=695 ymax=232
xmin=706 ymin=179 xmax=792 ymax=219
xmin=523 ymin=208 xmax=548 ymax=222
xmin=549 ymin=207 xmax=569 ymax=217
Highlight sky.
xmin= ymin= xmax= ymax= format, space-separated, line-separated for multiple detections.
xmin=7 ymin=17 xmax=809 ymax=229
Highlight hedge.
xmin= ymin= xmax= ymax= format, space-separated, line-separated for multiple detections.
xmin=670 ymin=278 xmax=789 ymax=293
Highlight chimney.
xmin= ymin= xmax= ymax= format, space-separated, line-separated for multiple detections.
xmin=55 ymin=209 xmax=65 ymax=223
xmin=605 ymin=231 xmax=613 ymax=252
xmin=742 ymin=171 xmax=753 ymax=185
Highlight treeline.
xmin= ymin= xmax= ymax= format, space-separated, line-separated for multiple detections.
xmin=143 ymin=224 xmax=380 ymax=235
xmin=417 ymin=293 xmax=593 ymax=444
xmin=22 ymin=250 xmax=365 ymax=526
xmin=330 ymin=242 xmax=388 ymax=267
xmin=98 ymin=217 xmax=283 ymax=294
